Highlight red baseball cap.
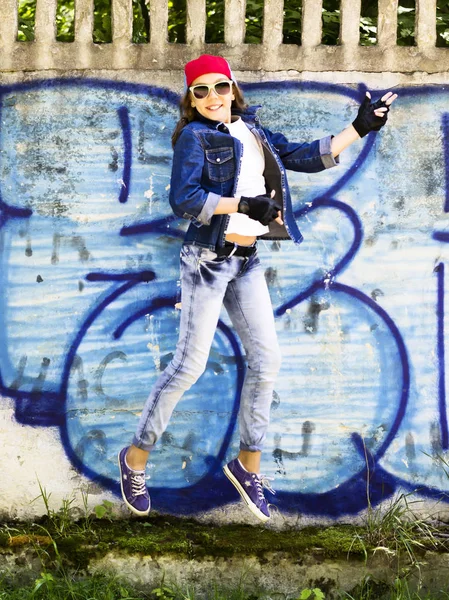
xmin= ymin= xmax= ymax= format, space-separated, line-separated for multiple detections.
xmin=184 ymin=54 xmax=233 ymax=88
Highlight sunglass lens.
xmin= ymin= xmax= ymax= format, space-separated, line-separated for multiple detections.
xmin=215 ymin=82 xmax=231 ymax=95
xmin=193 ymin=86 xmax=209 ymax=99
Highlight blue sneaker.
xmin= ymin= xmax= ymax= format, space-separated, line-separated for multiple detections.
xmin=223 ymin=458 xmax=275 ymax=522
xmin=118 ymin=447 xmax=151 ymax=516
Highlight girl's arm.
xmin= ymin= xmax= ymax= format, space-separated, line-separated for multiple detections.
xmin=213 ymin=197 xmax=239 ymax=214
xmin=330 ymin=125 xmax=360 ymax=158
xmin=331 ymin=91 xmax=398 ymax=157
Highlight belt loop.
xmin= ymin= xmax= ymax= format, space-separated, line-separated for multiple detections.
xmin=228 ymin=243 xmax=238 ymax=258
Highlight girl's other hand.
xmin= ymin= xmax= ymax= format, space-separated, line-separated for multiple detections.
xmin=270 ymin=191 xmax=283 ymax=225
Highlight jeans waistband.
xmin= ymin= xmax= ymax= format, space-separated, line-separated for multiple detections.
xmin=216 ymin=241 xmax=257 ymax=258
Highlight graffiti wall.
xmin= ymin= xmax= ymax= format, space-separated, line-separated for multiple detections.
xmin=1 ymin=77 xmax=448 ymax=519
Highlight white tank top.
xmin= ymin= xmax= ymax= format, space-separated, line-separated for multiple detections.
xmin=225 ymin=117 xmax=269 ymax=236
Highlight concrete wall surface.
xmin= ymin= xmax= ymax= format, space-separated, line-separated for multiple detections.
xmin=2 ymin=67 xmax=449 ymax=525
xmin=2 ymin=0 xmax=449 ymax=525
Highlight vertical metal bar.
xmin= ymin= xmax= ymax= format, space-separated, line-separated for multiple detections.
xmin=35 ymin=0 xmax=57 ymax=43
xmin=302 ymin=0 xmax=322 ymax=47
xmin=225 ymin=0 xmax=246 ymax=46
xmin=340 ymin=0 xmax=361 ymax=46
xmin=416 ymin=0 xmax=436 ymax=48
xmin=263 ymin=0 xmax=284 ymax=47
xmin=378 ymin=0 xmax=398 ymax=48
xmin=186 ymin=0 xmax=206 ymax=45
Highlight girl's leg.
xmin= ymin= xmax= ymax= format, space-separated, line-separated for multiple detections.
xmin=120 ymin=246 xmax=237 ymax=516
xmin=132 ymin=246 xmax=240 ymax=456
xmin=223 ymin=253 xmax=281 ymax=462
xmin=222 ymin=252 xmax=280 ymax=522
xmin=238 ymin=449 xmax=261 ymax=473
xmin=126 ymin=446 xmax=149 ymax=470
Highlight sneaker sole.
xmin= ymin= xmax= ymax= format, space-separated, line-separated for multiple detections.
xmin=117 ymin=450 xmax=151 ymax=517
xmin=223 ymin=464 xmax=269 ymax=523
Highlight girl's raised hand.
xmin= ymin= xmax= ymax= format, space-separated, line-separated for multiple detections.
xmin=352 ymin=90 xmax=398 ymax=138
xmin=367 ymin=91 xmax=398 ymax=118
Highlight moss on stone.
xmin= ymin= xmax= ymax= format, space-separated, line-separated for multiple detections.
xmin=0 ymin=514 xmax=368 ymax=568
xmin=0 ymin=512 xmax=443 ymax=570
xmin=0 ymin=531 xmax=10 ymax=548
xmin=86 ymin=516 xmax=367 ymax=561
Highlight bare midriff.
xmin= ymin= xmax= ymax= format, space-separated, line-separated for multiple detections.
xmin=225 ymin=233 xmax=257 ymax=246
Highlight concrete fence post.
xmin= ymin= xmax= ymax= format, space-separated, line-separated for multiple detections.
xmin=35 ymin=0 xmax=57 ymax=43
xmin=340 ymin=0 xmax=361 ymax=47
xmin=111 ymin=0 xmax=134 ymax=68
xmin=378 ymin=0 xmax=398 ymax=48
xmin=225 ymin=0 xmax=246 ymax=47
xmin=74 ymin=0 xmax=94 ymax=44
xmin=0 ymin=0 xmax=17 ymax=70
xmin=112 ymin=0 xmax=133 ymax=44
xmin=149 ymin=0 xmax=168 ymax=52
xmin=263 ymin=0 xmax=284 ymax=49
xmin=186 ymin=0 xmax=206 ymax=47
xmin=416 ymin=0 xmax=437 ymax=49
xmin=302 ymin=0 xmax=323 ymax=48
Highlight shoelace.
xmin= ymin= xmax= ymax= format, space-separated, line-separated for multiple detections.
xmin=130 ymin=472 xmax=147 ymax=497
xmin=252 ymin=474 xmax=276 ymax=502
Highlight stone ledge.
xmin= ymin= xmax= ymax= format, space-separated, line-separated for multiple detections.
xmin=1 ymin=516 xmax=449 ymax=597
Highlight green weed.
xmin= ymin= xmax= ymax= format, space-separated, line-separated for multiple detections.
xmin=0 ymin=573 xmax=146 ymax=599
xmin=32 ymin=479 xmax=79 ymax=536
xmin=94 ymin=498 xmax=115 ymax=521
xmin=354 ymin=438 xmax=442 ymax=581
xmin=297 ymin=589 xmax=325 ymax=600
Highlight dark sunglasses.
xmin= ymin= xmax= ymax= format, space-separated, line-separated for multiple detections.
xmin=189 ymin=80 xmax=232 ymax=100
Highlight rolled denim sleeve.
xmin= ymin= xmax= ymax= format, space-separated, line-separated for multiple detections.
xmin=265 ymin=128 xmax=339 ymax=173
xmin=319 ymin=135 xmax=340 ymax=169
xmin=169 ymin=128 xmax=221 ymax=227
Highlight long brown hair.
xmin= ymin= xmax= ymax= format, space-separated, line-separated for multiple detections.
xmin=171 ymin=81 xmax=248 ymax=148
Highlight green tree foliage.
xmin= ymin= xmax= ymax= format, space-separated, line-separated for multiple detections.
xmin=359 ymin=0 xmax=378 ymax=46
xmin=397 ymin=2 xmax=416 ymax=46
xmin=283 ymin=2 xmax=302 ymax=45
xmin=205 ymin=0 xmax=224 ymax=43
xmin=437 ymin=0 xmax=449 ymax=46
xmin=17 ymin=0 xmax=36 ymax=41
xmin=92 ymin=0 xmax=112 ymax=43
xmin=55 ymin=0 xmax=75 ymax=42
xmin=244 ymin=0 xmax=263 ymax=43
xmin=16 ymin=0 xmax=449 ymax=47
xmin=168 ymin=0 xmax=186 ymax=43
xmin=133 ymin=0 xmax=150 ymax=43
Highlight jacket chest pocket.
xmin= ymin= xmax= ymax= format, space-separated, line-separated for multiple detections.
xmin=205 ymin=147 xmax=234 ymax=183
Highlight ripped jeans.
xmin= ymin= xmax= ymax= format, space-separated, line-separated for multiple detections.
xmin=132 ymin=244 xmax=282 ymax=453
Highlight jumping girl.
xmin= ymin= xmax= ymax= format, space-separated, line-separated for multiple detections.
xmin=118 ymin=54 xmax=397 ymax=522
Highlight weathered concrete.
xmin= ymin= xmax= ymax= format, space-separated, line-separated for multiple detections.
xmin=2 ymin=544 xmax=449 ymax=597
xmin=0 ymin=0 xmax=448 ymax=72
xmin=2 ymin=0 xmax=449 ymax=527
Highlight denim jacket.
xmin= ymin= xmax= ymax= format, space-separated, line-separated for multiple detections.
xmin=169 ymin=105 xmax=339 ymax=250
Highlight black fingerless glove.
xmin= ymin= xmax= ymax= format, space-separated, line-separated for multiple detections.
xmin=352 ymin=94 xmax=390 ymax=138
xmin=237 ymin=195 xmax=279 ymax=226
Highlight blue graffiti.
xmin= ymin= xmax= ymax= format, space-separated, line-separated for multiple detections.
xmin=117 ymin=106 xmax=132 ymax=204
xmin=1 ymin=78 xmax=449 ymax=516
xmin=437 ymin=263 xmax=448 ymax=450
